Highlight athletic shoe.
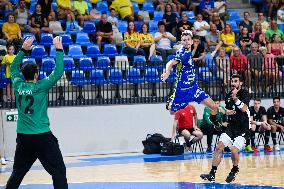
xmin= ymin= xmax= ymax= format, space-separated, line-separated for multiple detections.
xmin=274 ymin=144 xmax=280 ymax=151
xmin=1 ymin=158 xmax=6 ymax=165
xmin=200 ymin=171 xmax=215 ymax=182
xmin=264 ymin=145 xmax=273 ymax=152
xmin=252 ymin=146 xmax=260 ymax=152
xmin=244 ymin=145 xmax=254 ymax=153
xmin=206 ymin=147 xmax=212 ymax=154
xmin=223 ymin=147 xmax=231 ymax=153
xmin=225 ymin=168 xmax=239 ymax=183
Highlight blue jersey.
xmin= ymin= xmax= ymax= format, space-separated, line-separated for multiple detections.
xmin=173 ymin=47 xmax=196 ymax=88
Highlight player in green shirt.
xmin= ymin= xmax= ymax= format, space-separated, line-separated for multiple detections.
xmin=5 ymin=37 xmax=68 ymax=189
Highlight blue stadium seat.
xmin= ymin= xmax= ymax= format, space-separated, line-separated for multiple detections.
xmin=103 ymin=44 xmax=118 ymax=58
xmin=132 ymin=2 xmax=139 ymax=14
xmin=83 ymin=21 xmax=96 ymax=34
xmin=22 ymin=58 xmax=36 ymax=65
xmin=109 ymin=68 xmax=126 ymax=84
xmin=52 ymin=2 xmax=57 ymax=11
xmin=0 ymin=72 xmax=6 ymax=88
xmin=149 ymin=20 xmax=158 ymax=32
xmin=127 ymin=68 xmax=144 ymax=84
xmin=71 ymin=70 xmax=87 ymax=86
xmin=86 ymin=45 xmax=102 ymax=58
xmin=162 ymin=68 xmax=175 ymax=83
xmin=133 ymin=55 xmax=146 ymax=70
xmin=96 ymin=1 xmax=109 ymax=12
xmin=198 ymin=67 xmax=218 ymax=81
xmin=22 ymin=33 xmax=37 ymax=45
xmin=183 ymin=11 xmax=196 ymax=23
xmin=149 ymin=55 xmax=164 ymax=70
xmin=61 ymin=34 xmax=73 ymax=46
xmin=135 ymin=21 xmax=143 ymax=31
xmin=226 ymin=21 xmax=240 ymax=33
xmin=96 ymin=56 xmax=111 ymax=70
xmin=154 ymin=11 xmax=163 ymax=21
xmin=118 ymin=20 xmax=127 ymax=33
xmin=229 ymin=12 xmax=242 ymax=23
xmin=39 ymin=71 xmax=47 ymax=80
xmin=78 ymin=57 xmax=94 ymax=71
xmin=145 ymin=68 xmax=161 ymax=83
xmin=40 ymin=33 xmax=53 ymax=46
xmin=143 ymin=2 xmax=154 ymax=14
xmin=76 ymin=32 xmax=92 ymax=46
xmin=89 ymin=69 xmax=108 ymax=85
xmin=63 ymin=57 xmax=76 ymax=71
xmin=282 ymin=66 xmax=284 ymax=78
xmin=31 ymin=45 xmax=47 ymax=59
xmin=68 ymin=45 xmax=84 ymax=59
xmin=41 ymin=57 xmax=55 ymax=72
xmin=50 ymin=45 xmax=66 ymax=58
xmin=167 ymin=55 xmax=175 ymax=61
xmin=205 ymin=54 xmax=217 ymax=71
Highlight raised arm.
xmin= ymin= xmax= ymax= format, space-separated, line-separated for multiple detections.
xmin=161 ymin=60 xmax=179 ymax=81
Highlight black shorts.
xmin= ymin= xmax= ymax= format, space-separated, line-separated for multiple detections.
xmin=225 ymin=122 xmax=250 ymax=140
xmin=178 ymin=128 xmax=195 ymax=135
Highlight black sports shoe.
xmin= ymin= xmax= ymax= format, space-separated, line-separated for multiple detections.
xmin=225 ymin=169 xmax=239 ymax=183
xmin=200 ymin=171 xmax=215 ymax=182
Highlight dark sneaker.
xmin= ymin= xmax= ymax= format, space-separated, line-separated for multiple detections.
xmin=206 ymin=147 xmax=212 ymax=154
xmin=225 ymin=169 xmax=239 ymax=183
xmin=200 ymin=172 xmax=215 ymax=182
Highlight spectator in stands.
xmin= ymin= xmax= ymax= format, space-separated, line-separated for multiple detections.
xmin=123 ymin=21 xmax=145 ymax=62
xmin=1 ymin=45 xmax=16 ymax=102
xmin=239 ymin=12 xmax=254 ymax=35
xmin=171 ymin=104 xmax=203 ymax=151
xmin=31 ymin=4 xmax=53 ymax=41
xmin=268 ymin=0 xmax=280 ymax=20
xmin=2 ymin=13 xmax=23 ymax=52
xmin=140 ymin=23 xmax=156 ymax=60
xmin=162 ymin=3 xmax=178 ymax=36
xmin=277 ymin=2 xmax=284 ymax=31
xmin=268 ymin=34 xmax=284 ymax=56
xmin=251 ymin=22 xmax=266 ymax=45
xmin=247 ymin=43 xmax=264 ymax=93
xmin=199 ymin=0 xmax=214 ymax=22
xmin=156 ymin=0 xmax=177 ymax=13
xmin=154 ymin=21 xmax=176 ymax=62
xmin=220 ymin=24 xmax=236 ymax=54
xmin=57 ymin=0 xmax=76 ymax=22
xmin=206 ymin=23 xmax=222 ymax=56
xmin=110 ymin=0 xmax=135 ymax=22
xmin=257 ymin=13 xmax=270 ymax=33
xmin=245 ymin=98 xmax=271 ymax=153
xmin=230 ymin=47 xmax=252 ymax=92
xmin=266 ymin=20 xmax=284 ymax=42
xmin=90 ymin=7 xmax=102 ymax=21
xmin=239 ymin=27 xmax=252 ymax=55
xmin=37 ymin=0 xmax=55 ymax=20
xmin=194 ymin=14 xmax=210 ymax=42
xmin=214 ymin=0 xmax=227 ymax=21
xmin=259 ymin=46 xmax=282 ymax=92
xmin=173 ymin=0 xmax=195 ymax=14
xmin=191 ymin=35 xmax=205 ymax=65
xmin=177 ymin=12 xmax=194 ymax=42
xmin=0 ymin=0 xmax=12 ymax=19
xmin=73 ymin=0 xmax=93 ymax=27
xmin=266 ymin=96 xmax=284 ymax=151
xmin=48 ymin=15 xmax=64 ymax=35
xmin=108 ymin=8 xmax=118 ymax=31
xmin=215 ymin=48 xmax=230 ymax=87
xmin=200 ymin=99 xmax=226 ymax=153
xmin=96 ymin=13 xmax=114 ymax=51
xmin=209 ymin=12 xmax=225 ymax=32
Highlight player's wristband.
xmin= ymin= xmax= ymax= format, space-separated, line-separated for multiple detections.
xmin=56 ymin=49 xmax=63 ymax=52
xmin=256 ymin=122 xmax=262 ymax=126
xmin=235 ymin=99 xmax=244 ymax=109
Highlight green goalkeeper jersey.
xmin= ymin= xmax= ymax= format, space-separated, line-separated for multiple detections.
xmin=11 ymin=50 xmax=64 ymax=134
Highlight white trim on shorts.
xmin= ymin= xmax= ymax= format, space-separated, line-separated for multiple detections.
xmin=219 ymin=133 xmax=246 ymax=150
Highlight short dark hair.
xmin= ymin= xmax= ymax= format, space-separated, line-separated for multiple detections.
xmin=192 ymin=35 xmax=200 ymax=40
xmin=213 ymin=97 xmax=220 ymax=102
xmin=158 ymin=21 xmax=165 ymax=27
xmin=21 ymin=63 xmax=38 ymax=81
xmin=254 ymin=98 xmax=261 ymax=102
xmin=273 ymin=96 xmax=280 ymax=102
xmin=231 ymin=74 xmax=243 ymax=82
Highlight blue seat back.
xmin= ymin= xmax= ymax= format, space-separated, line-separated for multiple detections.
xmin=41 ymin=57 xmax=55 ymax=71
xmin=76 ymin=32 xmax=91 ymax=45
xmin=96 ymin=56 xmax=111 ymax=70
xmin=61 ymin=34 xmax=73 ymax=46
xmin=86 ymin=45 xmax=102 ymax=58
xmin=154 ymin=11 xmax=163 ymax=21
xmin=79 ymin=57 xmax=94 ymax=71
xmin=103 ymin=44 xmax=118 ymax=56
xmin=22 ymin=58 xmax=36 ymax=65
xmin=118 ymin=20 xmax=128 ymax=33
xmin=149 ymin=21 xmax=158 ymax=32
xmin=143 ymin=2 xmax=154 ymax=13
xmin=68 ymin=45 xmax=84 ymax=58
xmin=31 ymin=45 xmax=46 ymax=58
xmin=63 ymin=57 xmax=75 ymax=71
xmin=83 ymin=21 xmax=96 ymax=34
xmin=96 ymin=1 xmax=109 ymax=12
xmin=132 ymin=2 xmax=139 ymax=14
xmin=40 ymin=33 xmax=53 ymax=46
xmin=39 ymin=71 xmax=47 ymax=80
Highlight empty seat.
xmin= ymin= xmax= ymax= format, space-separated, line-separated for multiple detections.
xmin=109 ymin=68 xmax=126 ymax=84
xmin=40 ymin=33 xmax=53 ymax=46
xmin=96 ymin=56 xmax=111 ymax=70
xmin=41 ymin=57 xmax=55 ymax=72
xmin=63 ymin=57 xmax=75 ymax=71
xmin=71 ymin=70 xmax=87 ymax=86
xmin=89 ymin=69 xmax=108 ymax=85
xmin=132 ymin=2 xmax=139 ymax=14
xmin=149 ymin=55 xmax=164 ymax=70
xmin=96 ymin=1 xmax=108 ymax=12
xmin=83 ymin=21 xmax=96 ymax=34
xmin=31 ymin=45 xmax=47 ymax=59
xmin=76 ymin=32 xmax=92 ymax=46
xmin=145 ymin=68 xmax=161 ymax=83
xmin=0 ymin=72 xmax=6 ymax=88
xmin=78 ymin=57 xmax=94 ymax=71
xmin=22 ymin=58 xmax=36 ymax=65
xmin=153 ymin=11 xmax=163 ymax=21
xmin=118 ymin=20 xmax=127 ymax=33
xmin=50 ymin=45 xmax=66 ymax=58
xmin=133 ymin=55 xmax=146 ymax=70
xmin=143 ymin=2 xmax=154 ymax=14
xmin=103 ymin=44 xmax=118 ymax=57
xmin=86 ymin=45 xmax=102 ymax=58
xmin=127 ymin=68 xmax=144 ymax=84
xmin=39 ymin=71 xmax=47 ymax=80
xmin=68 ymin=45 xmax=84 ymax=59
xmin=149 ymin=20 xmax=158 ymax=32
xmin=61 ymin=34 xmax=73 ymax=46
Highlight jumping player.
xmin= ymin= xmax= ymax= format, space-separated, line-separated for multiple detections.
xmin=200 ymin=74 xmax=250 ymax=183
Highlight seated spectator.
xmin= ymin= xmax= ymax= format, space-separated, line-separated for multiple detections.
xmin=239 ymin=27 xmax=252 ymax=55
xmin=266 ymin=20 xmax=284 ymax=42
xmin=0 ymin=0 xmax=12 ymax=19
xmin=157 ymin=0 xmax=177 ymax=13
xmin=154 ymin=21 xmax=176 ymax=62
xmin=200 ymin=99 xmax=226 ymax=153
xmin=123 ymin=21 xmax=145 ymax=62
xmin=239 ymin=12 xmax=254 ymax=35
xmin=215 ymin=48 xmax=230 ymax=86
xmin=277 ymin=3 xmax=284 ymax=31
xmin=108 ymin=8 xmax=123 ymax=46
xmin=2 ymin=13 xmax=23 ymax=52
xmin=257 ymin=12 xmax=270 ymax=33
xmin=173 ymin=0 xmax=196 ymax=14
xmin=31 ymin=4 xmax=53 ymax=40
xmin=230 ymin=47 xmax=251 ymax=92
xmin=251 ymin=22 xmax=265 ymax=43
xmin=268 ymin=34 xmax=284 ymax=56
xmin=162 ymin=4 xmax=178 ymax=36
xmin=37 ymin=0 xmax=55 ymax=20
xmin=140 ymin=24 xmax=156 ymax=60
xmin=220 ymin=24 xmax=236 ymax=54
xmin=214 ymin=0 xmax=227 ymax=21
xmin=96 ymin=13 xmax=114 ymax=51
xmin=48 ymin=16 xmax=64 ymax=35
xmin=177 ymin=12 xmax=194 ymax=42
xmin=171 ymin=104 xmax=203 ymax=151
xmin=191 ymin=35 xmax=205 ymax=65
xmin=259 ymin=46 xmax=282 ymax=92
xmin=90 ymin=7 xmax=102 ymax=21
xmin=268 ymin=0 xmax=280 ymax=20
xmin=73 ymin=0 xmax=93 ymax=27
xmin=110 ymin=0 xmax=136 ymax=22
xmin=194 ymin=14 xmax=210 ymax=42
xmin=205 ymin=23 xmax=222 ymax=56
xmin=199 ymin=0 xmax=214 ymax=21
xmin=247 ymin=43 xmax=264 ymax=93
xmin=1 ymin=45 xmax=16 ymax=102
xmin=57 ymin=0 xmax=76 ymax=22
xmin=210 ymin=12 xmax=225 ymax=32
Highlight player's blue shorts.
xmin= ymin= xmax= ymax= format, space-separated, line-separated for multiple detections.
xmin=6 ymin=78 xmax=11 ymax=84
xmin=170 ymin=84 xmax=209 ymax=112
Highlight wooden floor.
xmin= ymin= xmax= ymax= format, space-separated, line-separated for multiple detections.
xmin=0 ymin=148 xmax=284 ymax=189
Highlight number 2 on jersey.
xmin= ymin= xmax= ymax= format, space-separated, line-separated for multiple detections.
xmin=18 ymin=95 xmax=34 ymax=114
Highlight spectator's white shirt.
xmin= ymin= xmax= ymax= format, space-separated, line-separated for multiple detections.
xmin=108 ymin=15 xmax=119 ymax=31
xmin=194 ymin=21 xmax=209 ymax=37
xmin=277 ymin=9 xmax=284 ymax=25
xmin=154 ymin=32 xmax=174 ymax=50
xmin=214 ymin=1 xmax=226 ymax=14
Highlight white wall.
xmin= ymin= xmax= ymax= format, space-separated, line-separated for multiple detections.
xmin=0 ymin=99 xmax=278 ymax=159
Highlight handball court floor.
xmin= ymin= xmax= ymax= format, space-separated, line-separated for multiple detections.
xmin=0 ymin=147 xmax=284 ymax=189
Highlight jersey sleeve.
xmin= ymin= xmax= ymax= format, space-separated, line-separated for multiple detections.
xmin=267 ymin=107 xmax=273 ymax=120
xmin=240 ymin=89 xmax=250 ymax=106
xmin=10 ymin=51 xmax=25 ymax=87
xmin=37 ymin=50 xmax=64 ymax=91
xmin=261 ymin=106 xmax=267 ymax=115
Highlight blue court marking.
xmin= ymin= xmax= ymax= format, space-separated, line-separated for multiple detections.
xmin=0 ymin=182 xmax=283 ymax=189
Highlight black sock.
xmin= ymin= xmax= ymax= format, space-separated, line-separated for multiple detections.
xmin=186 ymin=139 xmax=193 ymax=147
xmin=232 ymin=165 xmax=239 ymax=173
xmin=271 ymin=132 xmax=277 ymax=145
xmin=251 ymin=130 xmax=256 ymax=147
xmin=265 ymin=131 xmax=270 ymax=145
xmin=211 ymin=166 xmax=217 ymax=174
